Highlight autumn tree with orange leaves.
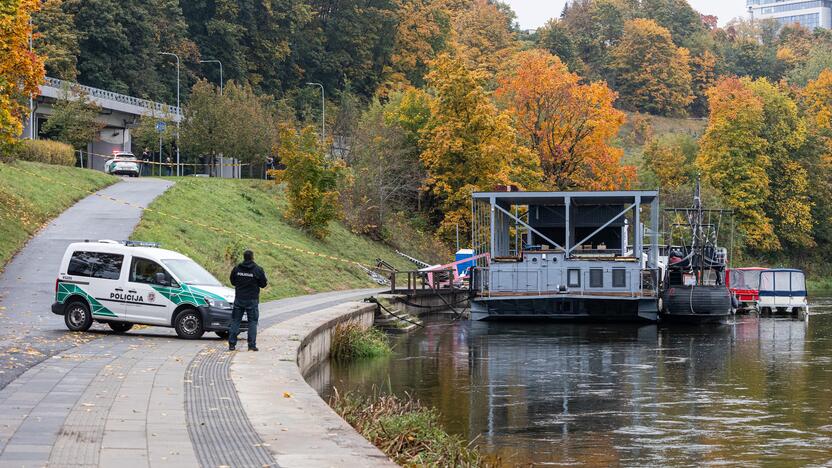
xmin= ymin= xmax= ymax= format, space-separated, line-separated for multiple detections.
xmin=496 ymin=49 xmax=634 ymax=191
xmin=0 ymin=0 xmax=45 ymax=147
xmin=421 ymin=52 xmax=541 ymax=244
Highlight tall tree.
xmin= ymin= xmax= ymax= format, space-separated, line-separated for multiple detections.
xmin=696 ymin=77 xmax=777 ymax=252
xmin=496 ymin=49 xmax=633 ymax=191
xmin=609 ymin=18 xmax=693 ymax=116
xmin=32 ymin=0 xmax=80 ymax=80
xmin=421 ymin=53 xmax=541 ymax=243
xmin=536 ymin=19 xmax=581 ymax=72
xmin=384 ymin=0 xmax=452 ymax=88
xmin=560 ymin=0 xmax=633 ymax=81
xmin=746 ymin=78 xmax=812 ymax=248
xmin=65 ymin=0 xmax=198 ymax=102
xmin=0 ymin=0 xmax=45 ymax=147
xmin=451 ymin=0 xmax=517 ymax=79
xmin=41 ymin=87 xmax=105 ymax=150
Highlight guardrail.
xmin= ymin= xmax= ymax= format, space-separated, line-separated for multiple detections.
xmin=43 ymin=76 xmax=181 ymax=116
xmin=471 ymin=267 xmax=660 ymax=299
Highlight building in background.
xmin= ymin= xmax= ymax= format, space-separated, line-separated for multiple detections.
xmin=747 ymin=0 xmax=832 ymax=29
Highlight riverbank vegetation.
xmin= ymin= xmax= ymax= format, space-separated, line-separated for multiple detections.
xmin=330 ymin=390 xmax=484 ymax=467
xmin=0 ymin=160 xmax=114 ymax=271
xmin=6 ymin=0 xmax=832 ymax=278
xmin=330 ymin=323 xmax=391 ymax=360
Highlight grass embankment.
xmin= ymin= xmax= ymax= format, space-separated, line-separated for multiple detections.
xmin=330 ymin=322 xmax=391 ymax=360
xmin=0 ymin=160 xmax=115 ymax=272
xmin=131 ymin=178 xmax=447 ymax=300
xmin=331 ymin=390 xmax=483 ymax=467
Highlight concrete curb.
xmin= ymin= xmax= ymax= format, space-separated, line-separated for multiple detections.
xmin=231 ymin=301 xmax=397 ymax=468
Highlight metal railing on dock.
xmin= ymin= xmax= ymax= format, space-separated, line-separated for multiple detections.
xmin=471 ymin=267 xmax=659 ymax=299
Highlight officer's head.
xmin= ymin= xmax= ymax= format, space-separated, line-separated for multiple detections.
xmin=243 ymin=250 xmax=254 ymax=262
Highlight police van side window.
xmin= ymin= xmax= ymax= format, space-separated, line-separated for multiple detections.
xmin=67 ymin=251 xmax=124 ymax=280
xmin=130 ymin=258 xmax=176 ymax=287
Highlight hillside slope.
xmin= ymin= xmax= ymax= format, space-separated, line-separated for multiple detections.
xmin=130 ymin=178 xmax=450 ymax=301
xmin=0 ymin=161 xmax=115 ymax=271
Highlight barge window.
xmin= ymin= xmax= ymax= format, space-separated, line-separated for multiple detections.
xmin=590 ymin=269 xmax=603 ymax=288
xmin=775 ymin=271 xmax=791 ymax=291
xmin=567 ymin=269 xmax=580 ymax=287
xmin=791 ymin=272 xmax=805 ymax=292
xmin=612 ymin=269 xmax=626 ymax=287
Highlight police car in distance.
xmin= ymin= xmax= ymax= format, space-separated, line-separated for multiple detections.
xmin=104 ymin=152 xmax=141 ymax=177
xmin=51 ymin=240 xmax=244 ymax=339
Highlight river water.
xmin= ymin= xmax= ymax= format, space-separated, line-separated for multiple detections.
xmin=311 ymin=297 xmax=832 ymax=466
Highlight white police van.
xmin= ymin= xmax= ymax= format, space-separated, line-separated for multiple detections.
xmin=51 ymin=240 xmax=243 ymax=339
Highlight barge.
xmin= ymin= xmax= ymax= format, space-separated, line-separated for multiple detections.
xmin=469 ymin=190 xmax=661 ymax=321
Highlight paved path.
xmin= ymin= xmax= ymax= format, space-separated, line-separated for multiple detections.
xmin=0 ymin=178 xmax=173 ymax=389
xmin=0 ymin=289 xmax=379 ymax=467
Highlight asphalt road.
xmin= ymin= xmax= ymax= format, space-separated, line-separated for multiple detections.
xmin=0 ymin=177 xmax=173 ymax=389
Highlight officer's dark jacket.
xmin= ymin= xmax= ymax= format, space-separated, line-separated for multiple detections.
xmin=230 ymin=260 xmax=267 ymax=303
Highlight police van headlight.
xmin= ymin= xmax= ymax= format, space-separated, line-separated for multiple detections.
xmin=205 ymin=297 xmax=232 ymax=310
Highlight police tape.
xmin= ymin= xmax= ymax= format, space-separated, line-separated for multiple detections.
xmin=80 ymin=150 xmax=251 ymax=167
xmin=14 ymin=165 xmax=375 ymax=273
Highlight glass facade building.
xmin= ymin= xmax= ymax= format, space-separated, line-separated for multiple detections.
xmin=747 ymin=0 xmax=831 ymax=29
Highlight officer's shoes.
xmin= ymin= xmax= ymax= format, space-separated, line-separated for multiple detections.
xmin=248 ymin=346 xmax=259 ymax=352
xmin=228 ymin=344 xmax=236 ymax=351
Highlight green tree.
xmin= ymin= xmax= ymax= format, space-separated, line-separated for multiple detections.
xmin=561 ymin=0 xmax=633 ymax=81
xmin=609 ymin=18 xmax=693 ymax=116
xmin=65 ymin=0 xmax=198 ymax=102
xmin=275 ymin=125 xmax=342 ymax=239
xmin=637 ymin=0 xmax=704 ymax=48
xmin=181 ymin=80 xmax=277 ymax=168
xmin=536 ymin=19 xmax=581 ymax=72
xmin=32 ymin=0 xmax=80 ymax=80
xmin=641 ymin=134 xmax=697 ymax=192
xmin=41 ymin=87 xmax=104 ymax=150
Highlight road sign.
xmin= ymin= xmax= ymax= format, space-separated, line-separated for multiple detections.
xmin=155 ymin=121 xmax=167 ymax=133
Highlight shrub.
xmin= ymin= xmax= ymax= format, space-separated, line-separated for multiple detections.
xmin=274 ymin=125 xmax=341 ymax=240
xmin=330 ymin=322 xmax=391 ymax=360
xmin=330 ymin=390 xmax=484 ymax=467
xmin=13 ymin=139 xmax=75 ymax=166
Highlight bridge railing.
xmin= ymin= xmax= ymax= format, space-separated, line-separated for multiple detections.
xmin=43 ymin=77 xmax=180 ymax=117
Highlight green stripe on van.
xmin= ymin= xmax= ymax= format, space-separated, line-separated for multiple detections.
xmin=56 ymin=283 xmax=117 ymax=317
xmin=151 ymin=284 xmax=224 ymax=307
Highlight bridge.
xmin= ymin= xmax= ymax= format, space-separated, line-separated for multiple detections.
xmin=22 ymin=77 xmax=181 ymax=172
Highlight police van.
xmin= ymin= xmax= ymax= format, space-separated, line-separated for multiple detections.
xmin=51 ymin=240 xmax=243 ymax=339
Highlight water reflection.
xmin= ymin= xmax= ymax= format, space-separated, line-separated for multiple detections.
xmin=312 ymin=299 xmax=832 ymax=466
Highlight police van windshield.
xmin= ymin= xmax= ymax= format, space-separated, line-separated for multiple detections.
xmin=162 ymin=259 xmax=221 ymax=286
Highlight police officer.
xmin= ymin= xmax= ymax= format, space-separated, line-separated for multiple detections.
xmin=228 ymin=250 xmax=268 ymax=351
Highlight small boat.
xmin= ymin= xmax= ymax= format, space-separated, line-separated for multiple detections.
xmin=758 ymin=268 xmax=809 ymax=318
xmin=659 ymin=178 xmax=733 ymax=324
xmin=727 ymin=267 xmax=766 ymax=313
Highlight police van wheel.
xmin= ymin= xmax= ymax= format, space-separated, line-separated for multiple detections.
xmin=174 ymin=309 xmax=204 ymax=339
xmin=108 ymin=322 xmax=133 ymax=333
xmin=64 ymin=301 xmax=93 ymax=332
xmin=215 ymin=331 xmax=229 ymax=339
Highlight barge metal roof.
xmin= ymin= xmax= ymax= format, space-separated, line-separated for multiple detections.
xmin=472 ymin=190 xmax=659 ymax=204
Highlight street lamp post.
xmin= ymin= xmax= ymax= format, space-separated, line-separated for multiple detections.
xmin=159 ymin=52 xmax=181 ymax=176
xmin=199 ymin=59 xmax=223 ymax=95
xmin=306 ymin=82 xmax=325 ymax=146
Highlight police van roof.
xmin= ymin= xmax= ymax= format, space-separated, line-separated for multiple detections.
xmin=67 ymin=240 xmax=190 ymax=261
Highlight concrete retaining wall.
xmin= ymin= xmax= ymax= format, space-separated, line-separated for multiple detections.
xmin=231 ymin=302 xmax=396 ymax=468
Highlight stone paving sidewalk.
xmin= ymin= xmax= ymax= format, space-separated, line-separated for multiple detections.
xmin=0 ymin=289 xmax=380 ymax=468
